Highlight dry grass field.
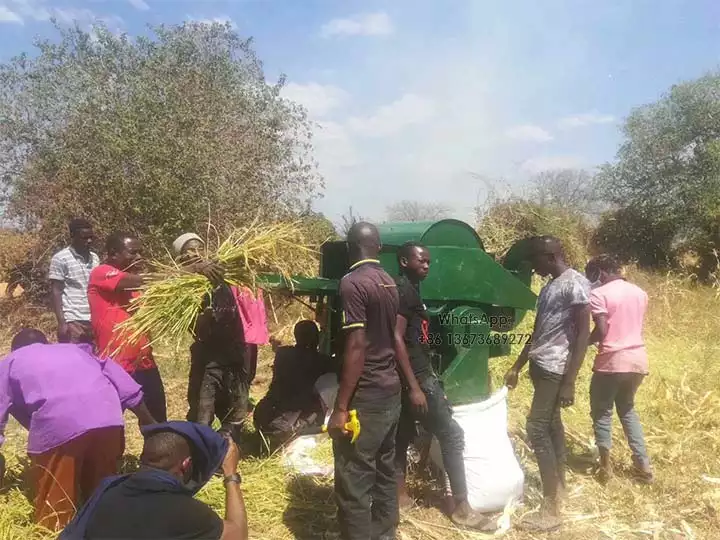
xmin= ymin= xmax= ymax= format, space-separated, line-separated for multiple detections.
xmin=1 ymin=266 xmax=720 ymax=539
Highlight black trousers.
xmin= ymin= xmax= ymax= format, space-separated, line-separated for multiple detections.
xmin=395 ymin=373 xmax=467 ymax=499
xmin=526 ymin=362 xmax=565 ymax=499
xmin=131 ymin=367 xmax=167 ymax=423
xmin=333 ymin=389 xmax=401 ymax=540
xmin=187 ymin=342 xmax=251 ymax=442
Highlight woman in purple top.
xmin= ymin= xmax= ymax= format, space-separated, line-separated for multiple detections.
xmin=0 ymin=329 xmax=155 ymax=531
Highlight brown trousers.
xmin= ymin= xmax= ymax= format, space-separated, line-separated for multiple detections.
xmin=30 ymin=426 xmax=124 ymax=531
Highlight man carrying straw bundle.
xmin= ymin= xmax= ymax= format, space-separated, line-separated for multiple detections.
xmin=504 ymin=236 xmax=591 ymax=532
xmin=327 ymin=222 xmax=425 ymax=540
xmin=88 ymin=232 xmax=168 ymax=423
xmin=173 ymin=233 xmax=255 ymax=444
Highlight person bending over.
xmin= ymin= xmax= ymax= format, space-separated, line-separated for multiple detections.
xmin=0 ymin=329 xmax=155 ymax=531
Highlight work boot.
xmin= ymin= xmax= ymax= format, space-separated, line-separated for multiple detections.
xmin=518 ymin=497 xmax=562 ymax=533
xmin=632 ymin=457 xmax=654 ymax=484
xmin=397 ymin=476 xmax=414 ymax=512
xmin=597 ymin=447 xmax=613 ymax=485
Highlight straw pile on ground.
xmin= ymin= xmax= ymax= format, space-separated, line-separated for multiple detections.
xmin=115 ymin=220 xmax=320 ymax=351
xmin=2 ymin=268 xmax=720 ymax=539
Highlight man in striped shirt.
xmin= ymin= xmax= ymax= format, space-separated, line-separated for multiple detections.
xmin=49 ymin=218 xmax=100 ymax=344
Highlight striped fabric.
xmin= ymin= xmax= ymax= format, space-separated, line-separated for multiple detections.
xmin=48 ymin=247 xmax=100 ymax=322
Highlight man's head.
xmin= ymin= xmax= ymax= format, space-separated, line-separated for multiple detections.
xmin=294 ymin=319 xmax=320 ymax=350
xmin=106 ymin=232 xmax=143 ymax=272
xmin=140 ymin=430 xmax=194 ymax=482
xmin=529 ymin=235 xmax=567 ymax=278
xmin=585 ymin=254 xmax=622 ymax=285
xmin=69 ymin=218 xmax=94 ymax=254
xmin=172 ymin=233 xmax=204 ymax=261
xmin=397 ymin=241 xmax=430 ymax=282
xmin=11 ymin=328 xmax=48 ymax=351
xmin=346 ymin=221 xmax=381 ymax=263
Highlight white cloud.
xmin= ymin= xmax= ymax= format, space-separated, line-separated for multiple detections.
xmin=2 ymin=1 xmax=122 ymax=30
xmin=128 ymin=0 xmax=149 ymax=11
xmin=0 ymin=6 xmax=23 ymax=23
xmin=187 ymin=15 xmax=237 ymax=30
xmin=282 ymin=82 xmax=349 ymax=119
xmin=504 ymin=124 xmax=553 ymax=142
xmin=347 ymin=94 xmax=435 ymax=137
xmin=520 ymin=155 xmax=585 ymax=174
xmin=321 ymin=12 xmax=393 ymax=38
xmin=557 ymin=112 xmax=615 ymax=129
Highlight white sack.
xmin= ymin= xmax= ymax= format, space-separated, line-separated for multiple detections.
xmin=429 ymin=386 xmax=524 ymax=513
xmin=314 ymin=372 xmax=339 ymax=425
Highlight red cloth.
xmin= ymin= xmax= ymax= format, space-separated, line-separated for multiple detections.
xmin=231 ymin=287 xmax=269 ymax=345
xmin=88 ymin=264 xmax=156 ymax=373
xmin=421 ymin=319 xmax=429 ymax=344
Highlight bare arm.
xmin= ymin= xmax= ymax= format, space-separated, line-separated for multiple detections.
xmin=129 ymin=402 xmax=156 ymax=426
xmin=335 ymin=329 xmax=366 ymax=413
xmin=219 ymin=438 xmax=248 ymax=540
xmin=590 ymin=313 xmax=608 ymax=345
xmin=115 ymin=273 xmax=145 ymax=292
xmin=50 ymin=280 xmax=66 ymax=327
xmin=504 ymin=316 xmax=538 ymax=389
xmin=393 ymin=315 xmax=427 ymax=414
xmin=559 ymin=304 xmax=591 ymax=406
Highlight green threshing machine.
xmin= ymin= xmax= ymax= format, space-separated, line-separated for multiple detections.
xmin=261 ymin=219 xmax=538 ymax=406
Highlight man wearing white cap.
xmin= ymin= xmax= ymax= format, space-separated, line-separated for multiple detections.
xmin=172 ymin=233 xmax=250 ymax=444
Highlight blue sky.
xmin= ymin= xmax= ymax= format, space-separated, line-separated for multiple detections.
xmin=1 ymin=0 xmax=719 ymax=225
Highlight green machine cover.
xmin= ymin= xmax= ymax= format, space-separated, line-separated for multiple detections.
xmin=259 ymin=219 xmax=537 ymax=405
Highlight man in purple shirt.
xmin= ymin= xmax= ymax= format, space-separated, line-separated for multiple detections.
xmin=0 ymin=328 xmax=155 ymax=531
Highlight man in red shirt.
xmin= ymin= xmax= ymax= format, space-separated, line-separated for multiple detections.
xmin=88 ymin=232 xmax=167 ymax=422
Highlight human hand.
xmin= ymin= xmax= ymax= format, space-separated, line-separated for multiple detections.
xmin=409 ymin=387 xmax=428 ymax=415
xmin=559 ymin=380 xmax=575 ymax=408
xmin=327 ymin=409 xmax=350 ymax=440
xmin=504 ymin=367 xmax=519 ymax=390
xmin=222 ymin=435 xmax=240 ymax=476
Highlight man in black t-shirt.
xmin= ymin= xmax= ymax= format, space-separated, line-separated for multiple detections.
xmin=393 ymin=241 xmax=474 ymax=525
xmin=173 ymin=233 xmax=253 ymax=445
xmin=327 ymin=222 xmax=426 ymax=540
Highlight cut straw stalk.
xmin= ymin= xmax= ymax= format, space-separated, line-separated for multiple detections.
xmin=113 ymin=221 xmax=321 ymax=356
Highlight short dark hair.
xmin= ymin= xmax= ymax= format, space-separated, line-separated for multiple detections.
xmin=11 ymin=328 xmax=48 ymax=351
xmin=586 ymin=254 xmax=621 ymax=276
xmin=397 ymin=241 xmax=426 ymax=264
xmin=69 ymin=218 xmax=92 ymax=235
xmin=105 ymin=231 xmax=135 ymax=256
xmin=141 ymin=431 xmax=192 ymax=471
xmin=529 ymin=235 xmax=565 ymax=258
xmin=294 ymin=319 xmax=320 ymax=346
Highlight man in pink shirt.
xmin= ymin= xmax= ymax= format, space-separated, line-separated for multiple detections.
xmin=585 ymin=255 xmax=653 ymax=484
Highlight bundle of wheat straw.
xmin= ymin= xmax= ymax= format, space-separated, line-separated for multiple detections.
xmin=114 ymin=220 xmax=321 ymax=352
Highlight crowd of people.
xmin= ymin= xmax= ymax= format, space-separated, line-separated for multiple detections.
xmin=0 ymin=217 xmax=654 ymax=539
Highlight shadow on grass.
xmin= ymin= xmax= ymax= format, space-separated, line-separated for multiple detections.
xmin=0 ymin=455 xmax=32 ymax=499
xmin=282 ymin=475 xmax=338 ymax=540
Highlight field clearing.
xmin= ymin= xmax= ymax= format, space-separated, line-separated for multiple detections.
xmin=2 ymin=268 xmax=720 ymax=539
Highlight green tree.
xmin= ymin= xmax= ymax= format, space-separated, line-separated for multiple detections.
xmin=0 ymin=21 xmax=322 ymax=257
xmin=597 ymin=71 xmax=720 ymax=273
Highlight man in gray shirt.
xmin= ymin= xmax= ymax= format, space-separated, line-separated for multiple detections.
xmin=48 ymin=218 xmax=99 ymax=344
xmin=505 ymin=236 xmax=590 ymax=532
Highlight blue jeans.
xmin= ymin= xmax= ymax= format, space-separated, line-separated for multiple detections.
xmin=590 ymin=372 xmax=650 ymax=468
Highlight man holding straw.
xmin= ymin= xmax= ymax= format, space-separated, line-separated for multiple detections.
xmin=88 ymin=232 xmax=168 ymax=423
xmin=173 ymin=232 xmax=253 ymax=445
xmin=327 ymin=222 xmax=426 ymax=540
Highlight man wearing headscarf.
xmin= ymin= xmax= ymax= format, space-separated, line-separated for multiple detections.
xmin=60 ymin=421 xmax=248 ymax=540
xmin=172 ymin=233 xmax=256 ymax=444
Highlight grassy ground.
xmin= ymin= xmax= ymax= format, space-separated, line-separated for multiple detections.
xmin=1 ymin=267 xmax=720 ymax=539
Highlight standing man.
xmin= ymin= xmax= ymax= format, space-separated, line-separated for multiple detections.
xmin=585 ymin=255 xmax=653 ymax=484
xmin=172 ymin=233 xmax=251 ymax=444
xmin=0 ymin=329 xmax=155 ymax=531
xmin=88 ymin=232 xmax=167 ymax=422
xmin=49 ymin=218 xmax=99 ymax=344
xmin=504 ymin=236 xmax=590 ymax=532
xmin=327 ymin=222 xmax=424 ymax=540
xmin=392 ymin=241 xmax=473 ymax=524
